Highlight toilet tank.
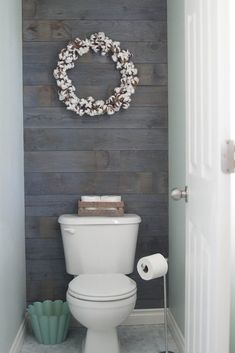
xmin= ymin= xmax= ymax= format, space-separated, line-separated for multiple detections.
xmin=58 ymin=214 xmax=141 ymax=275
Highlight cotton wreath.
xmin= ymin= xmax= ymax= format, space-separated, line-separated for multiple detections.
xmin=53 ymin=32 xmax=139 ymax=116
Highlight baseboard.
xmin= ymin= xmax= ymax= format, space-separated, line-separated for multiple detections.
xmin=167 ymin=309 xmax=185 ymax=353
xmin=123 ymin=308 xmax=164 ymax=325
xmin=70 ymin=308 xmax=164 ymax=328
xmin=9 ymin=318 xmax=26 ymax=353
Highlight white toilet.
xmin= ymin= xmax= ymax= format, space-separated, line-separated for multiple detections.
xmin=58 ymin=214 xmax=141 ymax=353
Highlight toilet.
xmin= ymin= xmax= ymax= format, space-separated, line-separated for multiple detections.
xmin=58 ymin=214 xmax=141 ymax=353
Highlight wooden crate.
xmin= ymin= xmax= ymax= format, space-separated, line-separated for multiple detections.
xmin=78 ymin=201 xmax=124 ymax=217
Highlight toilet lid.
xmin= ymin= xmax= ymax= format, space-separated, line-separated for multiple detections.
xmin=68 ymin=274 xmax=137 ymax=301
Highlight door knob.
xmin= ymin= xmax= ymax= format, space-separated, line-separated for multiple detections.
xmin=170 ymin=186 xmax=188 ymax=202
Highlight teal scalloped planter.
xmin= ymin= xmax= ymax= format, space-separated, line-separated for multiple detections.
xmin=27 ymin=300 xmax=71 ymax=345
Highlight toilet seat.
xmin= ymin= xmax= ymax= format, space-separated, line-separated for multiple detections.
xmin=68 ymin=274 xmax=137 ymax=302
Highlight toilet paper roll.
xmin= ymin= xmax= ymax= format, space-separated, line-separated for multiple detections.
xmin=137 ymin=253 xmax=168 ymax=281
xmin=100 ymin=195 xmax=122 ymax=202
xmin=81 ymin=196 xmax=101 ymax=202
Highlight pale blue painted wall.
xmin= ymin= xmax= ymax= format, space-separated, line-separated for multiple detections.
xmin=167 ymin=0 xmax=186 ymax=334
xmin=0 ymin=0 xmax=26 ymax=352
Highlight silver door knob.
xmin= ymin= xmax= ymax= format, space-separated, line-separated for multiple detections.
xmin=171 ymin=186 xmax=188 ymax=202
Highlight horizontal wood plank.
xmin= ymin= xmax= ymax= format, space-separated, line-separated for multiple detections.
xmin=23 ymin=20 xmax=167 ymax=42
xmin=23 ymin=0 xmax=167 ymax=20
xmin=23 ymin=41 xmax=167 ymax=64
xmin=24 ymin=107 xmax=168 ymax=129
xmin=24 ymin=150 xmax=168 ymax=172
xmin=23 ymin=63 xmax=167 ymax=86
xmin=23 ymin=85 xmax=168 ymax=108
xmin=25 ymin=171 xmax=167 ymax=195
xmin=25 ymin=193 xmax=168 ymax=217
xmin=24 ymin=128 xmax=168 ymax=151
xmin=25 ymin=214 xmax=168 ymax=238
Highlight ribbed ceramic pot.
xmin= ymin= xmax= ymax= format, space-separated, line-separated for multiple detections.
xmin=28 ymin=300 xmax=71 ymax=345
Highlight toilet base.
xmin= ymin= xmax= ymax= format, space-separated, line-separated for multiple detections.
xmin=83 ymin=328 xmax=120 ymax=353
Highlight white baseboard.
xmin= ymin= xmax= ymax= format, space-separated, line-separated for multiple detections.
xmin=70 ymin=308 xmax=164 ymax=328
xmin=123 ymin=308 xmax=164 ymax=325
xmin=9 ymin=318 xmax=26 ymax=353
xmin=167 ymin=309 xmax=185 ymax=353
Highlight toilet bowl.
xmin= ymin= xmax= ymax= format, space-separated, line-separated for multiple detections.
xmin=67 ymin=273 xmax=137 ymax=353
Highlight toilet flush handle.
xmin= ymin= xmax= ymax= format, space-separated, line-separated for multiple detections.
xmin=64 ymin=228 xmax=75 ymax=235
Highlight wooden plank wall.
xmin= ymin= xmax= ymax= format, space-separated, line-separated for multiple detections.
xmin=23 ymin=0 xmax=168 ymax=308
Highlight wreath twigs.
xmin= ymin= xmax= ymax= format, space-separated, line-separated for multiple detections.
xmin=53 ymin=32 xmax=139 ymax=116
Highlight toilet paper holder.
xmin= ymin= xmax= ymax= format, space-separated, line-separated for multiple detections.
xmin=138 ymin=256 xmax=175 ymax=353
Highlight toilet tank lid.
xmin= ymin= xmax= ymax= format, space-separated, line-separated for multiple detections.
xmin=58 ymin=214 xmax=141 ymax=225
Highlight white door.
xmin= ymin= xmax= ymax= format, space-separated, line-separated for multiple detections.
xmin=184 ymin=1 xmax=231 ymax=353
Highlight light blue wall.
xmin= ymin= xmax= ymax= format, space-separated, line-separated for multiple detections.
xmin=0 ymin=0 xmax=26 ymax=352
xmin=167 ymin=0 xmax=186 ymax=334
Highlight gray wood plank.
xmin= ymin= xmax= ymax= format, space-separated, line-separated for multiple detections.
xmin=25 ymin=216 xmax=60 ymax=238
xmin=23 ymin=41 xmax=167 ymax=64
xmin=25 ymin=214 xmax=168 ymax=238
xmin=25 ymin=151 xmax=121 ymax=172
xmin=24 ymin=150 xmax=167 ymax=172
xmin=25 ymin=171 xmax=167 ymax=195
xmin=23 ymin=20 xmax=167 ymax=42
xmin=26 ymin=259 xmax=67 ymax=280
xmin=25 ymin=193 xmax=168 ymax=217
xmin=23 ymin=85 xmax=167 ymax=107
xmin=26 ymin=238 xmax=64 ymax=260
xmin=24 ymin=107 xmax=168 ymax=129
xmin=26 ymin=279 xmax=69 ymax=303
xmin=23 ymin=0 xmax=167 ymax=20
xmin=24 ymin=128 xmax=168 ymax=151
xmin=26 ymin=193 xmax=168 ymax=207
xmin=23 ymin=63 xmax=167 ymax=86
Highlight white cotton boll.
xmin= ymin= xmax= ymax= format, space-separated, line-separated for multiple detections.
xmin=116 ymin=62 xmax=123 ymax=70
xmin=80 ymin=98 xmax=87 ymax=106
xmin=112 ymin=54 xmax=117 ymax=62
xmin=107 ymin=106 xmax=115 ymax=115
xmin=56 ymin=79 xmax=63 ymax=87
xmin=114 ymin=87 xmax=121 ymax=94
xmin=85 ymin=101 xmax=92 ymax=109
xmin=70 ymin=98 xmax=78 ymax=104
xmin=54 ymin=69 xmax=59 ymax=78
xmin=78 ymin=110 xmax=85 ymax=116
xmin=94 ymin=47 xmax=100 ymax=53
xmin=87 ymin=96 xmax=95 ymax=102
xmin=97 ymin=32 xmax=105 ymax=39
xmin=132 ymin=77 xmax=139 ymax=85
xmin=61 ymin=82 xmax=70 ymax=90
xmin=77 ymin=48 xmax=84 ymax=55
xmin=113 ymin=41 xmax=120 ymax=47
xmin=123 ymin=102 xmax=130 ymax=109
xmin=59 ymin=92 xmax=66 ymax=101
xmin=95 ymin=100 xmax=104 ymax=106
xmin=65 ymin=56 xmax=73 ymax=63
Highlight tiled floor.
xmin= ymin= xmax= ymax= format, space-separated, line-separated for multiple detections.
xmin=21 ymin=325 xmax=179 ymax=353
